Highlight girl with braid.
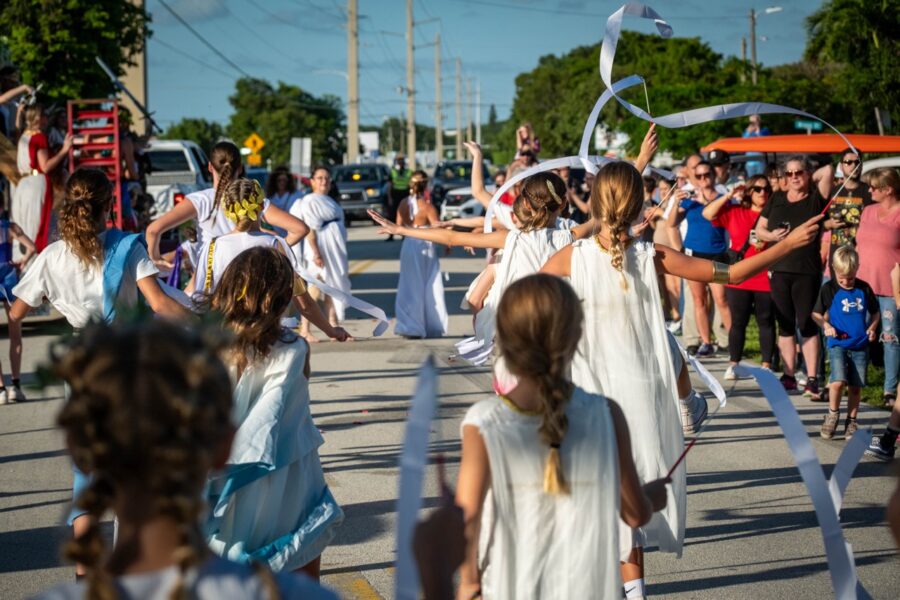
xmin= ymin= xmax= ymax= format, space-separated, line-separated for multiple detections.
xmin=37 ymin=321 xmax=337 ymax=599
xmin=204 ymin=247 xmax=344 ymax=580
xmin=454 ymin=274 xmax=669 ymax=600
xmin=541 ymin=161 xmax=822 ymax=598
xmin=8 ymin=168 xmax=188 ymax=578
xmin=188 ymin=178 xmax=349 ymax=342
xmin=146 ymin=141 xmax=310 ymax=270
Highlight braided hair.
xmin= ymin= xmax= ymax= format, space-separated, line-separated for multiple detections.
xmin=53 ymin=321 xmax=233 ymax=600
xmin=495 ymin=274 xmax=584 ymax=494
xmin=512 ymin=172 xmax=567 ymax=232
xmin=590 ymin=162 xmax=644 ymax=290
xmin=208 ymin=141 xmax=241 ymax=221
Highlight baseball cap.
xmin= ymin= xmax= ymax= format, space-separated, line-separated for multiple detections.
xmin=707 ymin=149 xmax=730 ymax=165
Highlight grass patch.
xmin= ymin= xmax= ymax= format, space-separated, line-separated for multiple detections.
xmin=740 ymin=320 xmax=890 ymax=410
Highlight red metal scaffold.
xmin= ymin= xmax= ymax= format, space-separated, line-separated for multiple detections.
xmin=66 ymin=99 xmax=123 ymax=229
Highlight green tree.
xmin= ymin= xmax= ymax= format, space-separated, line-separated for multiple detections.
xmin=805 ymin=0 xmax=899 ymax=132
xmin=226 ymin=77 xmax=345 ymax=166
xmin=162 ymin=118 xmax=225 ymax=154
xmin=0 ymin=0 xmax=149 ymax=102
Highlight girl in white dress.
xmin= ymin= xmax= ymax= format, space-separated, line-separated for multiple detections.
xmin=264 ymin=166 xmax=302 ymax=237
xmin=204 ymin=247 xmax=343 ymax=580
xmin=145 ymin=141 xmax=310 ymax=270
xmin=8 ymin=168 xmax=188 ymax=578
xmin=39 ymin=321 xmax=336 ymax=600
xmin=290 ymin=166 xmax=352 ymax=342
xmin=394 ymin=170 xmax=448 ymax=338
xmin=541 ymin=161 xmax=822 ymax=596
xmin=455 ymin=274 xmax=669 ymax=600
xmin=187 ymin=178 xmax=349 ymax=342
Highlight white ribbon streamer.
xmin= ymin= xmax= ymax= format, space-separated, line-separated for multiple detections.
xmin=746 ymin=366 xmax=870 ymax=600
xmin=394 ymin=356 xmax=439 ymax=600
xmin=827 ymin=430 xmax=869 ymax=517
xmin=295 ymin=264 xmax=390 ymax=336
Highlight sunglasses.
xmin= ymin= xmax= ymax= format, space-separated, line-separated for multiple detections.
xmin=751 ymin=185 xmax=771 ymax=193
xmin=784 ymin=169 xmax=807 ymax=178
xmin=695 ymin=171 xmax=713 ymax=179
xmin=842 ymin=159 xmax=860 ymax=165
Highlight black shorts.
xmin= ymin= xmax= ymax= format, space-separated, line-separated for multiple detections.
xmin=689 ymin=250 xmax=729 ymax=262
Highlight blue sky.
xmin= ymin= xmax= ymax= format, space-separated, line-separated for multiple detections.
xmin=146 ymin=0 xmax=823 ymax=130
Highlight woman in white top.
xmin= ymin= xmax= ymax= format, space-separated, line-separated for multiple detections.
xmin=290 ymin=166 xmax=352 ymax=342
xmin=264 ymin=166 xmax=303 ymax=237
xmin=455 ymin=274 xmax=668 ymax=600
xmin=37 ymin=321 xmax=337 ymax=600
xmin=394 ymin=170 xmax=448 ymax=338
xmin=145 ymin=141 xmax=310 ymax=269
xmin=9 ymin=168 xmax=187 ymax=578
xmin=189 ymin=178 xmax=349 ymax=342
xmin=541 ymin=161 xmax=822 ymax=593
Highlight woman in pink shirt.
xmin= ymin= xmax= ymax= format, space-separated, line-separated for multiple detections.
xmin=857 ymin=168 xmax=900 ymax=406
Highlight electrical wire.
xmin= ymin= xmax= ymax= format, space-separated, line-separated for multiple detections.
xmin=151 ymin=37 xmax=237 ymax=79
xmin=156 ymin=0 xmax=251 ymax=77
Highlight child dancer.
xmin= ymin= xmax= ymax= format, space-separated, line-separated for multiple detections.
xmin=204 ymin=247 xmax=344 ymax=579
xmin=812 ymin=245 xmax=879 ymax=440
xmin=0 ymin=213 xmax=34 ymax=404
xmin=394 ymin=170 xmax=448 ymax=338
xmin=541 ymin=161 xmax=821 ymax=596
xmin=290 ymin=166 xmax=352 ymax=342
xmin=145 ymin=141 xmax=310 ymax=268
xmin=39 ymin=321 xmax=337 ymax=599
xmin=189 ymin=178 xmax=349 ymax=341
xmin=455 ymin=274 xmax=669 ymax=600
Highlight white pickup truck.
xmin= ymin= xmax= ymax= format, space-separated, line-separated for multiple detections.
xmin=143 ymin=140 xmax=211 ymax=219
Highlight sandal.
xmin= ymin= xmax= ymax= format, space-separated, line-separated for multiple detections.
xmin=883 ymin=392 xmax=896 ymax=409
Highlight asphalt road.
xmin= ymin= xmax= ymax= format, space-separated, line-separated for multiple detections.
xmin=1 ymin=223 xmax=898 ymax=599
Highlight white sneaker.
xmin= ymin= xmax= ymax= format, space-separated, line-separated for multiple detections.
xmin=796 ymin=371 xmax=809 ymax=387
xmin=0 ymin=388 xmax=9 ymax=405
xmin=666 ymin=319 xmax=682 ymax=335
xmin=680 ymin=390 xmax=708 ymax=435
xmin=7 ymin=385 xmax=25 ymax=402
xmin=724 ymin=363 xmax=753 ymax=380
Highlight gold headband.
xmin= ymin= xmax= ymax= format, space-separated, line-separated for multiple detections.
xmin=546 ymin=180 xmax=563 ymax=205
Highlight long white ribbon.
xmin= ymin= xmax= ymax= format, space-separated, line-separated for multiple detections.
xmin=295 ymin=263 xmax=390 ymax=336
xmin=394 ymin=356 xmax=439 ymax=600
xmin=746 ymin=366 xmax=870 ymax=600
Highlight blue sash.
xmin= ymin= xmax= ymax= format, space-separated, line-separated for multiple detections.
xmin=102 ymin=228 xmax=146 ymax=322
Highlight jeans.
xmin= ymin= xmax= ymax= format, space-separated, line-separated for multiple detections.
xmin=827 ymin=346 xmax=868 ymax=387
xmin=879 ymin=295 xmax=900 ymax=394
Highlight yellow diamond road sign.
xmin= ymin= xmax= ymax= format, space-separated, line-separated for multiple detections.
xmin=244 ymin=132 xmax=265 ymax=152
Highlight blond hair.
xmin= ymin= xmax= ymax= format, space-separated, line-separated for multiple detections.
xmin=512 ymin=172 xmax=567 ymax=232
xmin=868 ymin=167 xmax=900 ymax=197
xmin=590 ymin=162 xmax=644 ymax=288
xmin=495 ymin=274 xmax=583 ymax=494
xmin=832 ymin=244 xmax=859 ymax=275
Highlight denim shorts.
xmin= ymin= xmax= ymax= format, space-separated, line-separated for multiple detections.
xmin=828 ymin=346 xmax=868 ymax=387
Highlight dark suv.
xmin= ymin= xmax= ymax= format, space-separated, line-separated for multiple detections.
xmin=430 ymin=160 xmax=485 ymax=205
xmin=331 ymin=164 xmax=391 ymax=224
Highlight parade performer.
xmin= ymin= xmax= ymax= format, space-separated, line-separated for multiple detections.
xmin=454 ymin=274 xmax=669 ymax=600
xmin=8 ymin=168 xmax=187 ymax=578
xmin=265 ymin=166 xmax=302 ymax=237
xmin=290 ymin=166 xmax=352 ymax=342
xmin=188 ymin=178 xmax=349 ymax=342
xmin=541 ymin=161 xmax=821 ymax=595
xmin=203 ymin=247 xmax=344 ymax=580
xmin=38 ymin=321 xmax=337 ymax=599
xmin=11 ymin=103 xmax=72 ymax=256
xmin=145 ymin=141 xmax=310 ymax=268
xmin=393 ymin=170 xmax=448 ymax=338
xmin=0 ymin=213 xmax=34 ymax=404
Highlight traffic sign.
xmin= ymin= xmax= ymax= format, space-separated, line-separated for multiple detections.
xmin=243 ymin=132 xmax=265 ymax=152
xmin=793 ymin=119 xmax=823 ymax=132
xmin=247 ymin=153 xmax=262 ymax=167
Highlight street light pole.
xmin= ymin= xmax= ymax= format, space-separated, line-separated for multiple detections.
xmin=434 ymin=32 xmax=443 ymax=161
xmin=749 ymin=8 xmax=757 ymax=85
xmin=405 ymin=0 xmax=416 ymax=168
xmin=347 ymin=0 xmax=359 ymax=163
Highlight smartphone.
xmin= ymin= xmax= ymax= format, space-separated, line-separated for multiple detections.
xmin=777 ymin=221 xmax=791 ymax=231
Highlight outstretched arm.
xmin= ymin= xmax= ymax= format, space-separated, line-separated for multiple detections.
xmin=368 ymin=209 xmax=508 ymax=249
xmin=146 ymin=200 xmax=198 ymax=266
xmin=9 ymin=222 xmax=36 ymax=266
xmin=464 ymin=141 xmax=494 ymax=207
xmin=264 ymin=204 xmax=310 ymax=245
xmin=634 ymin=124 xmax=658 ymax=174
xmin=571 ymin=218 xmax=598 ymax=240
xmin=136 ymin=276 xmax=190 ymax=319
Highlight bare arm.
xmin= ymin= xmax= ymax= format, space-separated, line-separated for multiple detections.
xmin=264 ymin=204 xmax=310 ymax=244
xmin=812 ymin=163 xmax=835 ymax=199
xmin=306 ymin=229 xmax=324 ymax=268
xmin=464 ymin=141 xmax=493 ymax=206
xmin=540 ymin=245 xmax=574 ymax=278
xmin=455 ymin=425 xmax=491 ymax=600
xmin=9 ymin=222 xmax=36 ymax=265
xmin=811 ymin=310 xmax=836 ymax=338
xmin=0 ymin=84 xmax=32 ymax=105
xmin=633 ymin=123 xmax=658 ymax=174
xmin=8 ymin=298 xmax=35 ymax=323
xmin=701 ymin=192 xmax=733 ymax=222
xmin=293 ymin=292 xmax=350 ymax=341
xmin=136 ymin=276 xmax=190 ymax=319
xmin=610 ymin=400 xmax=668 ymax=528
xmin=36 ymin=135 xmax=72 ymax=174
xmin=571 ymin=218 xmax=598 ymax=240
xmin=369 ymin=209 xmax=507 ymax=249
xmin=568 ymin=189 xmax=590 ymax=215
xmin=754 ymin=215 xmax=789 ymax=243
xmin=145 ymin=200 xmax=199 ymax=264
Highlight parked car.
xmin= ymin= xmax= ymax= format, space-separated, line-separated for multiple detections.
xmin=439 ymin=184 xmax=496 ymax=221
xmin=143 ymin=140 xmax=210 ymax=219
xmin=430 ymin=160 xmax=486 ymax=205
xmin=331 ymin=164 xmax=390 ymax=224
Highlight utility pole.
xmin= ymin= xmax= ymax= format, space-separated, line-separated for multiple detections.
xmin=347 ymin=0 xmax=359 ymax=163
xmin=455 ymin=58 xmax=462 ymax=159
xmin=475 ymin=79 xmax=481 ymax=145
xmin=749 ymin=9 xmax=758 ymax=85
xmin=434 ymin=32 xmax=443 ymax=162
xmin=740 ymin=37 xmax=747 ymax=83
xmin=405 ymin=0 xmax=416 ymax=168
xmin=465 ymin=78 xmax=473 ymax=142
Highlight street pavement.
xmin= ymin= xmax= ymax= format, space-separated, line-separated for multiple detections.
xmin=1 ymin=223 xmax=898 ymax=599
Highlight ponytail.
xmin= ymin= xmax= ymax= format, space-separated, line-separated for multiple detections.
xmin=59 ymin=168 xmax=112 ymax=266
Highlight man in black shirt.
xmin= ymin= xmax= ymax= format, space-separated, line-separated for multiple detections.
xmin=828 ymin=149 xmax=872 ymax=254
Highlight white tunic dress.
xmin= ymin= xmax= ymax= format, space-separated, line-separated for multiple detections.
xmin=568 ymin=238 xmax=686 ymax=557
xmin=11 ymin=132 xmax=46 ymax=258
xmin=462 ymin=388 xmax=621 ymax=600
xmin=193 ymin=231 xmax=294 ymax=295
xmin=394 ymin=197 xmax=448 ymax=338
xmin=289 ymin=194 xmax=351 ymax=321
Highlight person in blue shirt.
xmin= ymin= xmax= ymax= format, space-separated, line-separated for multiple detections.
xmin=812 ymin=245 xmax=880 ymax=440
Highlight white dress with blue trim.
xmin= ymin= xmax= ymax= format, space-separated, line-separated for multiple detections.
xmin=205 ymin=333 xmax=343 ymax=572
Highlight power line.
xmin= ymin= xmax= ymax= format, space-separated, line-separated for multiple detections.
xmin=156 ymin=0 xmax=251 ymax=77
xmin=447 ymin=0 xmax=743 ymax=20
xmin=151 ymin=38 xmax=237 ymax=80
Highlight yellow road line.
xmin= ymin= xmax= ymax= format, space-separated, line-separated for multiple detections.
xmin=348 ymin=258 xmax=378 ymax=276
xmin=323 ymin=572 xmax=383 ymax=599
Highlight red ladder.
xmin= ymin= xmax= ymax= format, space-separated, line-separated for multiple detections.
xmin=66 ymin=99 xmax=123 ymax=228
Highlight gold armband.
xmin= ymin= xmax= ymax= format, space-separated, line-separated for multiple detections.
xmin=293 ymin=276 xmax=308 ymax=296
xmin=711 ymin=261 xmax=731 ymax=285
